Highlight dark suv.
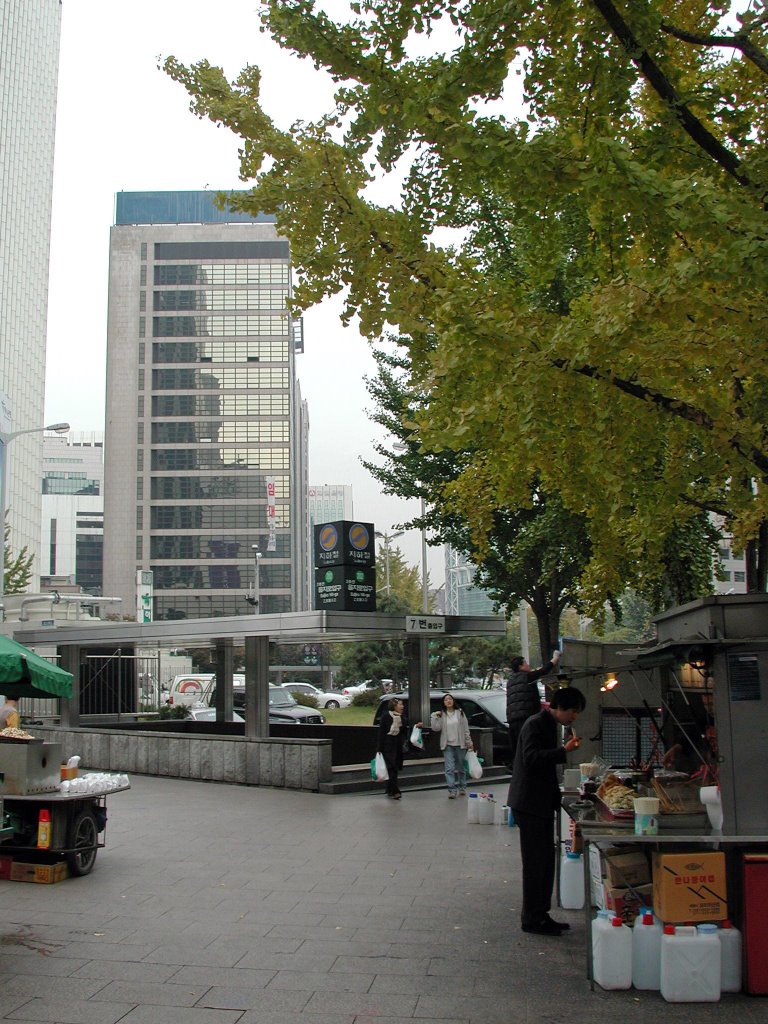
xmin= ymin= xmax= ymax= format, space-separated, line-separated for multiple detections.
xmin=230 ymin=684 xmax=325 ymax=725
xmin=373 ymin=689 xmax=512 ymax=765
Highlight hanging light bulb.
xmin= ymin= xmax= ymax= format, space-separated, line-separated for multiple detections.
xmin=601 ymin=675 xmax=619 ymax=692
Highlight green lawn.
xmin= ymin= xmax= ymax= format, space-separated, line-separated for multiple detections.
xmin=321 ymin=704 xmax=376 ymax=726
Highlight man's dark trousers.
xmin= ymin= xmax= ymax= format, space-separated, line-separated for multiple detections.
xmin=515 ymin=808 xmax=556 ymax=926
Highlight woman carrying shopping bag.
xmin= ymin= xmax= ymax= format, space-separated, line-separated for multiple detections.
xmin=377 ymin=698 xmax=421 ymax=799
xmin=430 ymin=693 xmax=473 ymax=798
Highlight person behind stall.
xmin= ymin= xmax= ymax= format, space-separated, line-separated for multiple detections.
xmin=506 ymin=649 xmax=561 ymax=763
xmin=377 ymin=698 xmax=422 ymax=800
xmin=508 ymin=685 xmax=586 ymax=936
xmin=0 ymin=696 xmax=20 ymax=730
xmin=430 ymin=692 xmax=474 ymax=798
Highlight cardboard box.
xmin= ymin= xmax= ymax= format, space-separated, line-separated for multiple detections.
xmin=10 ymin=861 xmax=68 ymax=884
xmin=604 ymin=883 xmax=653 ymax=924
xmin=652 ymin=851 xmax=727 ymax=922
xmin=604 ymin=850 xmax=651 ymax=889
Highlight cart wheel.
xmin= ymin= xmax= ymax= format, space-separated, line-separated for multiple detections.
xmin=66 ymin=808 xmax=98 ymax=876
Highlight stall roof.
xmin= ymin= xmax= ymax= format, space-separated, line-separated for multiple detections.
xmin=620 ymin=636 xmax=768 ymax=668
xmin=13 ymin=610 xmax=507 ymax=649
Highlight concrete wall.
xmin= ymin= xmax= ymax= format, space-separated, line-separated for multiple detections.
xmin=32 ymin=724 xmax=332 ymax=792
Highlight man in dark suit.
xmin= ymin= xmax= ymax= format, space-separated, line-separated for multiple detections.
xmin=508 ymin=685 xmax=586 ymax=936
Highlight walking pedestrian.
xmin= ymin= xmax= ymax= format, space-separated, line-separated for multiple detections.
xmin=430 ymin=693 xmax=473 ymax=798
xmin=377 ymin=698 xmax=421 ymax=800
xmin=507 ymin=685 xmax=586 ymax=936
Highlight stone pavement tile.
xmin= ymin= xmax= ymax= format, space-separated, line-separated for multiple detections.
xmin=238 ymin=1011 xmax=354 ymax=1024
xmin=119 ymin=924 xmax=264 ymax=948
xmin=240 ymin=908 xmax=326 ymax=926
xmin=0 ymin=953 xmax=88 ymax=976
xmin=196 ymin=985 xmax=312 ymax=1012
xmin=234 ymin=951 xmax=338 ymax=972
xmin=415 ymin=994 xmax=518 ymax=1022
xmin=146 ymin=944 xmax=252 ymax=968
xmin=4 ymin=996 xmax=135 ymax=1023
xmin=362 ymin=1018 xmax=468 ymax=1024
xmin=1 ymin=975 xmax=108 ymax=1001
xmin=0 ymin=994 xmax=36 ymax=1019
xmin=298 ymin=940 xmax=393 ymax=958
xmin=169 ymin=965 xmax=276 ymax=989
xmin=48 ymin=940 xmax=159 ymax=961
xmin=70 ymin=959 xmax=180 ymax=983
xmin=265 ymin=924 xmax=361 ymax=941
xmin=267 ymin=969 xmax=373 ymax=993
xmin=333 ymin=955 xmax=430 ymax=976
xmin=115 ymin=1007 xmax=243 ymax=1024
xmin=304 ymin=992 xmax=418 ymax=1016
xmin=90 ymin=979 xmax=212 ymax=1007
xmin=369 ymin=974 xmax=476 ymax=996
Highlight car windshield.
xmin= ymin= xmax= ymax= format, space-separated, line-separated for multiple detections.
xmin=269 ymin=687 xmax=296 ymax=706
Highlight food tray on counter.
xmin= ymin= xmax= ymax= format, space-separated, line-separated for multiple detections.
xmin=0 ymin=736 xmax=42 ymax=745
xmin=596 ymin=796 xmax=634 ymax=820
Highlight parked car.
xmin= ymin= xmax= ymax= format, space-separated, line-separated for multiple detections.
xmin=280 ymin=681 xmax=350 ymax=709
xmin=373 ymin=688 xmax=513 ymax=765
xmin=187 ymin=707 xmax=245 ymax=723
xmin=227 ymin=685 xmax=326 ymax=724
xmin=342 ymin=679 xmax=395 ymax=696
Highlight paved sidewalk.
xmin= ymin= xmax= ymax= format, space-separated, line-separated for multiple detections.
xmin=0 ymin=776 xmax=764 ymax=1024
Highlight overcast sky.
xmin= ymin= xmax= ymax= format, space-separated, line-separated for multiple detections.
xmin=44 ymin=0 xmax=445 ymax=584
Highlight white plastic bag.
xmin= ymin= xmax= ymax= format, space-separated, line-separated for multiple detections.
xmin=466 ymin=750 xmax=483 ymax=780
xmin=410 ymin=725 xmax=424 ymax=749
xmin=374 ymin=752 xmax=389 ymax=781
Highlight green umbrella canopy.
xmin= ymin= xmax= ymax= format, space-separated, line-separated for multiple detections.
xmin=0 ymin=635 xmax=73 ymax=699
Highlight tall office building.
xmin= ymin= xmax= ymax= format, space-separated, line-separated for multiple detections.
xmin=308 ymin=485 xmax=353 ymax=527
xmin=103 ymin=191 xmax=309 ymax=620
xmin=0 ymin=1 xmax=62 ymax=585
xmin=41 ymin=431 xmax=104 ymax=594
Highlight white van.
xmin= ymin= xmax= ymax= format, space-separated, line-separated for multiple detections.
xmin=167 ymin=674 xmax=215 ymax=707
xmin=167 ymin=672 xmax=246 ymax=707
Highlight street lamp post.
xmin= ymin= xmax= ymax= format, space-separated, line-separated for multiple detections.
xmin=249 ymin=545 xmax=263 ymax=614
xmin=0 ymin=421 xmax=70 ymax=603
xmin=373 ymin=528 xmax=404 ymax=594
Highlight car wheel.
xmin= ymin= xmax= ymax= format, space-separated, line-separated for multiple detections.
xmin=66 ymin=807 xmax=98 ymax=876
xmin=325 ymin=700 xmax=340 ymax=709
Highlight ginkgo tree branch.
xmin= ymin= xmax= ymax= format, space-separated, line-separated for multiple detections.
xmin=660 ymin=20 xmax=768 ymax=78
xmin=590 ymin=0 xmax=749 ymax=186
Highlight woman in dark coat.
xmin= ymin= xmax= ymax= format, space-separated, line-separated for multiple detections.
xmin=377 ymin=698 xmax=421 ymax=799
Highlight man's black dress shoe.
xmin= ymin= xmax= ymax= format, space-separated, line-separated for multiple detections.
xmin=521 ymin=919 xmax=564 ymax=936
xmin=543 ymin=914 xmax=570 ymax=931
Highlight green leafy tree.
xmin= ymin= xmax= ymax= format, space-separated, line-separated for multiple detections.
xmin=335 ymin=591 xmax=412 ymax=686
xmin=4 ymin=521 xmax=33 ymax=595
xmin=165 ymin=0 xmax=768 ymax=604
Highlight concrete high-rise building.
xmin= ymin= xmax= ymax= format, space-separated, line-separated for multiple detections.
xmin=41 ymin=431 xmax=104 ymax=594
xmin=103 ymin=191 xmax=309 ymax=620
xmin=0 ymin=1 xmax=62 ymax=585
xmin=308 ymin=485 xmax=353 ymax=527
xmin=444 ymin=545 xmax=498 ymax=616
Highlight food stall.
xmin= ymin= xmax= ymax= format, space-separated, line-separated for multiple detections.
xmin=558 ymin=604 xmax=768 ymax=998
xmin=0 ymin=635 xmax=129 ymax=880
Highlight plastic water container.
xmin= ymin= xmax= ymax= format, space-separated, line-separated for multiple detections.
xmin=593 ymin=915 xmax=632 ymax=990
xmin=467 ymin=793 xmax=480 ymax=823
xmin=660 ymin=925 xmax=721 ymax=1002
xmin=495 ymin=803 xmax=509 ymax=825
xmin=719 ymin=920 xmax=742 ymax=993
xmin=632 ymin=912 xmax=662 ymax=989
xmin=477 ymin=795 xmax=495 ymax=824
xmin=507 ymin=807 xmax=516 ymax=826
xmin=560 ymin=851 xmax=584 ymax=910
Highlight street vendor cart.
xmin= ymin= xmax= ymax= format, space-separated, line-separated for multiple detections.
xmin=0 ymin=634 xmax=129 ymax=878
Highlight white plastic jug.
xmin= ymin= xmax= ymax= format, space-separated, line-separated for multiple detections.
xmin=495 ymin=803 xmax=509 ymax=825
xmin=593 ymin=915 xmax=632 ymax=990
xmin=477 ymin=795 xmax=495 ymax=824
xmin=467 ymin=793 xmax=480 ymax=823
xmin=718 ymin=920 xmax=742 ymax=993
xmin=660 ymin=925 xmax=721 ymax=1002
xmin=632 ymin=911 xmax=662 ymax=990
xmin=559 ymin=851 xmax=584 ymax=910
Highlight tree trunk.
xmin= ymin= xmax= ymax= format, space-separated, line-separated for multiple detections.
xmin=530 ymin=589 xmax=555 ymax=666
